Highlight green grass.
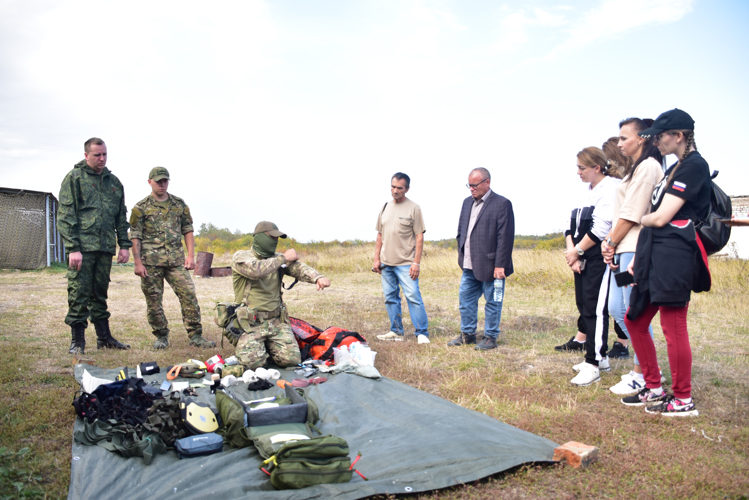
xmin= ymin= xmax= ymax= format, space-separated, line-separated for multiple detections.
xmin=0 ymin=245 xmax=748 ymax=498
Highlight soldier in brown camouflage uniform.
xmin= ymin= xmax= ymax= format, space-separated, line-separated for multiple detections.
xmin=130 ymin=167 xmax=215 ymax=349
xmin=58 ymin=137 xmax=132 ymax=355
xmin=230 ymin=221 xmax=331 ymax=369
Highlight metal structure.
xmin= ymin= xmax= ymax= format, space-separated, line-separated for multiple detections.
xmin=0 ymin=187 xmax=65 ymax=269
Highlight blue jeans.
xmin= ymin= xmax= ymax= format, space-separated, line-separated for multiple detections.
xmin=381 ymin=265 xmax=429 ymax=336
xmin=459 ymin=269 xmax=504 ymax=339
xmin=609 ymin=252 xmax=654 ymax=366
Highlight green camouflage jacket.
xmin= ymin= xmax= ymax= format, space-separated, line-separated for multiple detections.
xmin=57 ymin=160 xmax=132 ymax=254
xmin=129 ymin=194 xmax=194 ymax=267
xmin=232 ymin=248 xmax=324 ymax=312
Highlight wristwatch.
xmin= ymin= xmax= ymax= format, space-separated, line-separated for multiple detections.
xmin=575 ymin=244 xmax=584 ymax=256
xmin=606 ymin=236 xmax=616 ymax=247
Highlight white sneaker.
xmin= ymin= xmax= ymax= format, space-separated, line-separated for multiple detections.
xmin=417 ymin=335 xmax=431 ymax=344
xmin=609 ymin=372 xmax=646 ymax=395
xmin=571 ymin=363 xmax=600 ymax=386
xmin=599 ymin=356 xmax=611 ymax=372
xmin=376 ymin=331 xmax=403 ymax=341
xmin=573 ymin=357 xmax=609 ymax=373
xmin=621 ymin=370 xmax=667 ymax=384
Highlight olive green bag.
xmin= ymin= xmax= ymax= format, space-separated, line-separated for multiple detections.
xmin=215 ymin=391 xmax=252 ymax=449
xmin=261 ymin=435 xmax=353 ymax=490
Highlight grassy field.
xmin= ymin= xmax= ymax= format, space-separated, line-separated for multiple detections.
xmin=1 ymin=244 xmax=748 ymax=499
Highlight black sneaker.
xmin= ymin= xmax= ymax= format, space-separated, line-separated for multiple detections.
xmin=555 ymin=336 xmax=585 ymax=352
xmin=608 ymin=341 xmax=630 ymax=359
xmin=645 ymin=395 xmax=699 ymax=417
xmin=447 ymin=334 xmax=476 ymax=347
xmin=621 ymin=388 xmax=669 ymax=406
xmin=474 ymin=337 xmax=498 ymax=351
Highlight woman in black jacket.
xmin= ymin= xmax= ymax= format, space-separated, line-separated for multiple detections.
xmin=621 ymin=109 xmax=711 ymax=417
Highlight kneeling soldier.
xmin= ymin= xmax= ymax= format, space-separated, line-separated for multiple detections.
xmin=230 ymin=221 xmax=331 ymax=368
xmin=130 ymin=167 xmax=214 ymax=349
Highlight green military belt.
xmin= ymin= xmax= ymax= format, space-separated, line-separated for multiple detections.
xmin=256 ymin=307 xmax=281 ymax=321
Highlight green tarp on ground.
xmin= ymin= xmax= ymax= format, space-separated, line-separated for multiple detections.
xmin=70 ymin=364 xmax=557 ymax=499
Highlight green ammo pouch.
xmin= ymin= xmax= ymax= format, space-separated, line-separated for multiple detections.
xmin=214 ymin=302 xmax=239 ymax=328
xmin=262 ymin=435 xmax=353 ymax=490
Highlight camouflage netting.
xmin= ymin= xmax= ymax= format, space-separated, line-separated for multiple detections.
xmin=0 ymin=188 xmax=62 ymax=270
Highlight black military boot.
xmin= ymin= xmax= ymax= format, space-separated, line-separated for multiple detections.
xmin=94 ymin=319 xmax=130 ymax=350
xmin=68 ymin=323 xmax=86 ymax=355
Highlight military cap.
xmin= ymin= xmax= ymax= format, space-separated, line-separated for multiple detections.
xmin=253 ymin=221 xmax=287 ymax=238
xmin=149 ymin=167 xmax=170 ymax=181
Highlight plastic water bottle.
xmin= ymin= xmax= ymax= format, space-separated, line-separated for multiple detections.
xmin=493 ymin=279 xmax=504 ymax=302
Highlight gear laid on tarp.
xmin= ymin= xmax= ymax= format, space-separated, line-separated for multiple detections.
xmin=70 ymin=364 xmax=558 ymax=500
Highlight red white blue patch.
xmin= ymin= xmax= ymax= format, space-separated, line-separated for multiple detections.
xmin=672 ymin=181 xmax=686 ymax=192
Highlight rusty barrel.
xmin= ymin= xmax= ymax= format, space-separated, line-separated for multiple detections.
xmin=194 ymin=251 xmax=214 ymax=277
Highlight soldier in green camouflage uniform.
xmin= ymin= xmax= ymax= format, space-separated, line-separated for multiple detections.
xmin=230 ymin=221 xmax=331 ymax=369
xmin=130 ymin=167 xmax=214 ymax=349
xmin=57 ymin=137 xmax=132 ymax=355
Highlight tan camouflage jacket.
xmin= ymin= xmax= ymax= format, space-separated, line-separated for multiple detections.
xmin=129 ymin=194 xmax=194 ymax=267
xmin=57 ymin=160 xmax=132 ymax=254
xmin=231 ymin=248 xmax=324 ymax=312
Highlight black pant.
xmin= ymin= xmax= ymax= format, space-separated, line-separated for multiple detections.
xmin=573 ymin=257 xmax=610 ymax=366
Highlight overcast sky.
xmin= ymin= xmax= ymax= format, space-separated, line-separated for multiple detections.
xmin=1 ymin=0 xmax=747 ymax=242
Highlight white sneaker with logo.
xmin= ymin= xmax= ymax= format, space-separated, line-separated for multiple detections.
xmin=610 ymin=371 xmax=646 ymax=395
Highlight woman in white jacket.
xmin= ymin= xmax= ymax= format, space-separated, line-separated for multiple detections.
xmin=565 ymin=147 xmax=620 ymax=386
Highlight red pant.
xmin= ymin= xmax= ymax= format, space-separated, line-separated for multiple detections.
xmin=624 ymin=303 xmax=692 ymax=399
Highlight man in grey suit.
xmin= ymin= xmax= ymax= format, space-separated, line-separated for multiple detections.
xmin=448 ymin=168 xmax=515 ymax=350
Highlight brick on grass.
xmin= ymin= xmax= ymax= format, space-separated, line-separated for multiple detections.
xmin=552 ymin=441 xmax=599 ymax=468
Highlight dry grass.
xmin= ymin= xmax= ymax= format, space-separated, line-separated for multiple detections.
xmin=0 ymin=246 xmax=748 ymax=499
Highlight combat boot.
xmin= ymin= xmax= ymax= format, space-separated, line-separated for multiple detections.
xmin=153 ymin=330 xmax=169 ymax=349
xmin=94 ymin=319 xmax=131 ymax=350
xmin=68 ymin=323 xmax=86 ymax=355
xmin=189 ymin=334 xmax=216 ymax=348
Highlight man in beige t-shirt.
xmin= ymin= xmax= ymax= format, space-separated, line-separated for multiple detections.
xmin=373 ymin=173 xmax=430 ymax=344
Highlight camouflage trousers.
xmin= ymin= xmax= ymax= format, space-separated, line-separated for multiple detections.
xmin=140 ymin=265 xmax=202 ymax=338
xmin=65 ymin=251 xmax=113 ymax=327
xmin=235 ymin=317 xmax=301 ymax=370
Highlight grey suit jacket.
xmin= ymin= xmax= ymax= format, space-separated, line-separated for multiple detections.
xmin=456 ymin=190 xmax=515 ymax=282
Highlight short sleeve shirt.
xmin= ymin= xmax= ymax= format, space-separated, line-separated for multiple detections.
xmin=651 ymin=152 xmax=711 ymax=222
xmin=375 ymin=198 xmax=426 ymax=266
xmin=129 ymin=194 xmax=194 ymax=267
xmin=612 ymin=157 xmax=664 ymax=253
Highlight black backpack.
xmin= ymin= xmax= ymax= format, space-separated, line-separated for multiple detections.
xmin=694 ymin=171 xmax=732 ymax=255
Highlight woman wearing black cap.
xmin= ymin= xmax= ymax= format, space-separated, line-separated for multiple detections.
xmin=621 ymin=109 xmax=711 ymax=417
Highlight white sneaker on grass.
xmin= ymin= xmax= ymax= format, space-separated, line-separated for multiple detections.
xmin=610 ymin=371 xmax=646 ymax=395
xmin=571 ymin=363 xmax=600 ymax=386
xmin=376 ymin=331 xmax=403 ymax=341
xmin=620 ymin=370 xmax=667 ymax=384
xmin=573 ymin=356 xmax=610 ymax=373
xmin=417 ymin=335 xmax=430 ymax=344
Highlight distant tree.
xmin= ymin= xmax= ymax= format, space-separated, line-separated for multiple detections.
xmin=196 ymin=222 xmax=244 ymax=242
